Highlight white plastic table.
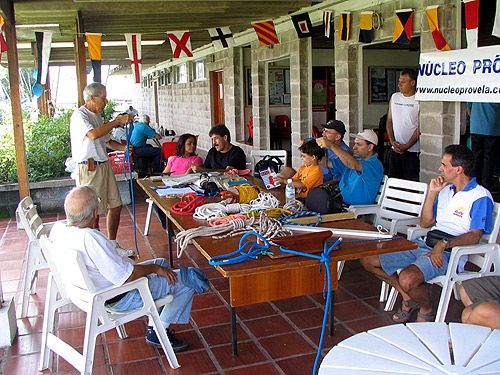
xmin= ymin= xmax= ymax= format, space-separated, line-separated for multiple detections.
xmin=319 ymin=323 xmax=500 ymax=374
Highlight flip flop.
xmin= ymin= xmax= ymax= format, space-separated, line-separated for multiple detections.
xmin=416 ymin=311 xmax=435 ymax=322
xmin=392 ymin=300 xmax=418 ymax=323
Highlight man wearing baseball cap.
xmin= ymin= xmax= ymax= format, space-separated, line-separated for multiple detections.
xmin=319 ymin=120 xmax=353 ymax=183
xmin=316 ymin=128 xmax=384 ymax=205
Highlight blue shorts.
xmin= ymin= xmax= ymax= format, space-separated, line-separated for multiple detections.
xmin=379 ymin=238 xmax=451 ymax=282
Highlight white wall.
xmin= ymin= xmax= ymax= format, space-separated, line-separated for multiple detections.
xmin=362 ymin=49 xmax=420 ymax=129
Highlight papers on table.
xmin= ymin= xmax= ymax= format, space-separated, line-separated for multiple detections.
xmin=152 ymin=186 xmax=194 ymax=197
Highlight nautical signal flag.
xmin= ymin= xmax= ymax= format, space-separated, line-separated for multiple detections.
xmin=425 ymin=6 xmax=451 ymax=51
xmin=252 ymin=20 xmax=279 ymax=46
xmin=338 ymin=12 xmax=351 ymax=41
xmin=324 ymin=10 xmax=332 ymax=38
xmin=0 ymin=16 xmax=7 ymax=63
xmin=463 ymin=0 xmax=479 ymax=48
xmin=208 ymin=27 xmax=234 ymax=50
xmin=35 ymin=31 xmax=52 ymax=86
xmin=291 ymin=13 xmax=313 ymax=38
xmin=125 ymin=33 xmax=142 ymax=84
xmin=393 ymin=9 xmax=413 ymax=44
xmin=85 ymin=33 xmax=102 ymax=82
xmin=359 ymin=11 xmax=374 ymax=43
xmin=494 ymin=0 xmax=500 ymax=38
xmin=167 ymin=31 xmax=193 ymax=58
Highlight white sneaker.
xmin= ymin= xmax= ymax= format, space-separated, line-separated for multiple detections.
xmin=115 ymin=243 xmax=135 ymax=257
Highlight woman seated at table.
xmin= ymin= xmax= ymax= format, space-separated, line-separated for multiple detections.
xmin=162 ymin=133 xmax=203 ymax=175
xmin=154 ymin=134 xmax=204 ymax=229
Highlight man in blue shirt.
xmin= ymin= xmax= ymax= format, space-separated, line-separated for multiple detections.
xmin=130 ymin=114 xmax=162 ymax=176
xmin=319 ymin=120 xmax=352 ymax=183
xmin=317 ymin=128 xmax=384 ymax=205
xmin=467 ymin=102 xmax=500 ymax=192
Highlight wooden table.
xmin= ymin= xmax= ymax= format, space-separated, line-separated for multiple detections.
xmin=137 ymin=178 xmax=418 ymax=354
xmin=319 ymin=323 xmax=500 ymax=374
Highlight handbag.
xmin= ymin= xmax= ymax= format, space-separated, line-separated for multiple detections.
xmin=305 ymin=184 xmax=345 ymax=214
xmin=425 ymin=229 xmax=456 ymax=249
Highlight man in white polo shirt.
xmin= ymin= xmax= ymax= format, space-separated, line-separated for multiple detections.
xmin=361 ymin=145 xmax=494 ymax=323
xmin=70 ymin=82 xmax=133 ymax=257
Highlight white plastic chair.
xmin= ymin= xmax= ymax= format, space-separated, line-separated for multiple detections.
xmin=340 ymin=178 xmax=428 ymax=284
xmin=38 ymin=235 xmax=180 ymax=374
xmin=16 ymin=196 xmax=56 ymax=318
xmin=338 ymin=175 xmax=388 ymax=278
xmin=250 ymin=149 xmax=287 ymax=174
xmin=384 ymin=202 xmax=500 ymax=319
xmin=347 ymin=175 xmax=388 ymax=220
xmin=144 ymin=198 xmax=155 ymax=235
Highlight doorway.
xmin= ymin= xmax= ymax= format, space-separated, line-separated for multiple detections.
xmin=211 ymin=70 xmax=224 ymax=125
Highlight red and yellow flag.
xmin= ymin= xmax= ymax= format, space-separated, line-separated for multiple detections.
xmin=425 ymin=6 xmax=451 ymax=51
xmin=252 ymin=20 xmax=279 ymax=46
xmin=392 ymin=9 xmax=413 ymax=44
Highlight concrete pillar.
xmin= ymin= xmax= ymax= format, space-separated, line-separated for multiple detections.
xmin=419 ymin=2 xmax=460 ymax=182
xmin=334 ymin=43 xmax=359 ymax=139
xmin=289 ymin=37 xmax=311 ymax=169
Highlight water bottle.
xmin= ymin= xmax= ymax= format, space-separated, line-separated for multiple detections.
xmin=285 ymin=179 xmax=295 ymax=204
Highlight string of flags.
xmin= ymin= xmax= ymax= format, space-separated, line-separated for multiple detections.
xmin=11 ymin=0 xmax=499 ymax=89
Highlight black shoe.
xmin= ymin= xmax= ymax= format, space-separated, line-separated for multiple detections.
xmin=145 ymin=326 xmax=189 ymax=353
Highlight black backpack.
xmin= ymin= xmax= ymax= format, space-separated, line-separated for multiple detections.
xmin=305 ymin=184 xmax=345 ymax=214
xmin=254 ymin=155 xmax=284 ymax=178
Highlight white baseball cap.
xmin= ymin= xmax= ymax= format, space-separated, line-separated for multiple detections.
xmin=351 ymin=129 xmax=378 ymax=146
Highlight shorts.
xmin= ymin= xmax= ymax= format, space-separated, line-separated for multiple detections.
xmin=77 ymin=161 xmax=122 ymax=214
xmin=462 ymin=276 xmax=500 ymax=308
xmin=379 ymin=238 xmax=451 ymax=282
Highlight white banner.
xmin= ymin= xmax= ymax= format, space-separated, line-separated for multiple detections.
xmin=415 ymin=45 xmax=500 ymax=102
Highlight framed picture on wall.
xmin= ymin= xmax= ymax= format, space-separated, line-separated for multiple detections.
xmin=369 ymin=67 xmax=387 ymax=103
xmin=369 ymin=67 xmax=406 ymax=103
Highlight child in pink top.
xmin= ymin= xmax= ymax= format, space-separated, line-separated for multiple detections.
xmin=162 ymin=134 xmax=203 ymax=175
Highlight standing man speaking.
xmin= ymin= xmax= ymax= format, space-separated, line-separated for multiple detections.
xmin=386 ymin=68 xmax=420 ymax=181
xmin=70 ymin=82 xmax=134 ymax=257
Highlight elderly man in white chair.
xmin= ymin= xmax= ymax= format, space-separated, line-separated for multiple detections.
xmin=50 ymin=186 xmax=208 ymax=352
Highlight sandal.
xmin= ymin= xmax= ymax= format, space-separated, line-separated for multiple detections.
xmin=392 ymin=300 xmax=418 ymax=323
xmin=416 ymin=310 xmax=435 ymax=322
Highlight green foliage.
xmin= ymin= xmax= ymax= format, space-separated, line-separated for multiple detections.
xmin=0 ymin=109 xmax=73 ymax=184
xmin=102 ymin=100 xmax=116 ymax=122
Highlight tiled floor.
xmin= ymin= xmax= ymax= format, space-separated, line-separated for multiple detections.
xmin=0 ymin=187 xmax=464 ymax=374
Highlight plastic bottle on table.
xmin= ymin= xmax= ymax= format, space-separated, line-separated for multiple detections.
xmin=285 ymin=179 xmax=295 ymax=204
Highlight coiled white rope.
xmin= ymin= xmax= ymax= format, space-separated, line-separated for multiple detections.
xmin=193 ymin=192 xmax=280 ymax=221
xmin=249 ymin=192 xmax=280 ymax=211
xmin=282 ymin=199 xmax=304 ymax=214
xmin=175 ymin=218 xmax=255 ymax=258
xmin=193 ymin=202 xmax=253 ymax=220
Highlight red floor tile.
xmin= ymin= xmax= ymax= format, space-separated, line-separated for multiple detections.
xmin=162 ymin=350 xmax=218 ymax=374
xmin=259 ymin=332 xmax=315 ymax=360
xmin=2 ymin=353 xmax=41 ymax=375
xmin=244 ymin=315 xmax=294 ymax=337
xmin=224 ymin=362 xmax=282 ymax=374
xmin=107 ymin=337 xmax=158 ymax=364
xmin=210 ymin=341 xmax=267 ymax=369
xmin=286 ymin=307 xmax=326 ymax=329
xmin=276 ymin=353 xmax=316 ymax=375
xmin=199 ymin=323 xmax=249 ymax=347
xmin=191 ymin=291 xmax=224 ymax=310
xmin=112 ymin=358 xmax=164 ymax=374
xmin=191 ymin=306 xmax=230 ymax=327
xmin=332 ymin=300 xmax=376 ymax=322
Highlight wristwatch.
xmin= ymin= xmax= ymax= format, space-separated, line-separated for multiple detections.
xmin=441 ymin=237 xmax=449 ymax=248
